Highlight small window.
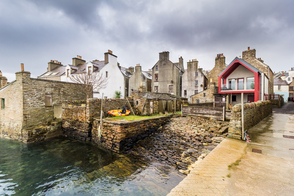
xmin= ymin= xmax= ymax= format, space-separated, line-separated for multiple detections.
xmin=88 ymin=66 xmax=92 ymax=75
xmin=195 ymin=90 xmax=198 ymax=94
xmin=232 ymin=95 xmax=237 ymax=102
xmin=184 ymin=90 xmax=187 ymax=96
xmin=290 ymin=86 xmax=294 ymax=91
xmin=106 ymin=71 xmax=108 ymax=78
xmin=155 ymin=74 xmax=158 ymax=82
xmin=195 ymin=72 xmax=198 ymax=77
xmin=196 ymin=99 xmax=199 ymax=104
xmin=169 ymin=85 xmax=173 ymax=93
xmin=195 ymin=80 xmax=198 ymax=86
xmin=278 ymin=85 xmax=281 ymax=90
xmin=154 ymin=86 xmax=158 ymax=93
xmin=1 ymin=98 xmax=5 ymax=109
xmin=45 ymin=94 xmax=52 ymax=107
xmin=155 ymin=65 xmax=158 ymax=71
xmin=203 ymin=93 xmax=206 ymax=97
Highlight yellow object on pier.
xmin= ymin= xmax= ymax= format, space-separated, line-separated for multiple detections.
xmin=108 ymin=110 xmax=130 ymax=116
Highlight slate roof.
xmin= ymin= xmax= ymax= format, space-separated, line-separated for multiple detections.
xmin=218 ymin=57 xmax=261 ymax=77
xmin=142 ymin=71 xmax=152 ymax=80
xmin=38 ymin=66 xmax=66 ymax=78
xmin=134 ymin=92 xmax=186 ymax=100
xmin=274 ymin=78 xmax=288 ymax=85
xmin=119 ymin=66 xmax=133 ymax=78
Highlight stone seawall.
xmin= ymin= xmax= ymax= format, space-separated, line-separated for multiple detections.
xmin=91 ymin=115 xmax=172 ymax=152
xmin=228 ymin=100 xmax=272 ymax=139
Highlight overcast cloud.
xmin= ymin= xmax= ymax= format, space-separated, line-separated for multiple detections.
xmin=0 ymin=0 xmax=293 ymax=82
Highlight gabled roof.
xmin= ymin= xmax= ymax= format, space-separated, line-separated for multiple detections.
xmin=218 ymin=57 xmax=261 ymax=78
xmin=38 ymin=66 xmax=66 ymax=78
xmin=119 ymin=66 xmax=132 ymax=78
xmin=142 ymin=71 xmax=152 ymax=80
xmin=274 ymin=78 xmax=288 ymax=85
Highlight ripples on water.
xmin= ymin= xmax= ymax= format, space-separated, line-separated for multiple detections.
xmin=0 ymin=137 xmax=184 ymax=196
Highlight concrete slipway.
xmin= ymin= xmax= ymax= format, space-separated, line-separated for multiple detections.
xmin=168 ymin=103 xmax=294 ymax=196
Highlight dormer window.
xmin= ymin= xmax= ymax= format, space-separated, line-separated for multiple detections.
xmin=155 ymin=65 xmax=158 ymax=71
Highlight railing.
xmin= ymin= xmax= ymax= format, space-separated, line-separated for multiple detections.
xmin=264 ymin=94 xmax=279 ymax=100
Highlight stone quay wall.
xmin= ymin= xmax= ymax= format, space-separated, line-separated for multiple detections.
xmin=228 ymin=100 xmax=272 ymax=139
xmin=91 ymin=115 xmax=172 ymax=152
xmin=61 ymin=98 xmax=129 ymax=142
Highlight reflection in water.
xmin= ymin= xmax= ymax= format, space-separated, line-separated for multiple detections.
xmin=0 ymin=137 xmax=184 ymax=196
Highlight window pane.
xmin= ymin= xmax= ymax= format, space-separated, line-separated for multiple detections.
xmin=238 ymin=78 xmax=244 ymax=90
xmin=247 ymin=77 xmax=254 ymax=90
xmin=229 ymin=79 xmax=236 ymax=90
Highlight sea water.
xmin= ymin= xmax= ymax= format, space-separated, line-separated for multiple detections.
xmin=0 ymin=137 xmax=184 ymax=196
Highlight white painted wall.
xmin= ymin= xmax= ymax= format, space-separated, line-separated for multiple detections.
xmin=98 ymin=54 xmax=125 ymax=99
xmin=225 ymin=65 xmax=254 ymax=90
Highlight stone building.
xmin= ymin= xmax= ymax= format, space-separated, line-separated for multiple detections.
xmin=190 ymin=53 xmax=226 ymax=104
xmin=151 ymin=51 xmax=184 ymax=96
xmin=129 ymin=92 xmax=188 ymax=115
xmin=0 ymin=70 xmax=8 ymax=88
xmin=0 ymin=64 xmax=91 ymax=143
xmin=128 ymin=64 xmax=152 ymax=95
xmin=242 ymin=47 xmax=274 ymax=94
xmin=182 ymin=59 xmax=208 ymax=103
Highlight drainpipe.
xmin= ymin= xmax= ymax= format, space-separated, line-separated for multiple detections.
xmin=241 ymin=93 xmax=245 ymax=140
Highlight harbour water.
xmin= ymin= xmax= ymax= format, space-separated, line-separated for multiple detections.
xmin=0 ymin=137 xmax=184 ymax=196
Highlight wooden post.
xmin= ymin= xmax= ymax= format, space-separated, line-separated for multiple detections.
xmin=174 ymin=98 xmax=176 ymax=114
xmin=223 ymin=106 xmax=225 ymax=121
xmin=126 ymin=97 xmax=135 ymax=115
xmin=241 ymin=93 xmax=245 ymax=140
xmin=98 ymin=93 xmax=103 ymax=140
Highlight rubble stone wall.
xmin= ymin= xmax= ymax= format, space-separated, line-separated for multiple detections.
xmin=228 ymin=100 xmax=272 ymax=139
xmin=182 ymin=105 xmax=230 ymax=120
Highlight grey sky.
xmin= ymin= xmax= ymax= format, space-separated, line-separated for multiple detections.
xmin=0 ymin=0 xmax=293 ymax=82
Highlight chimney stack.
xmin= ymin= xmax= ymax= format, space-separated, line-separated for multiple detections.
xmin=21 ymin=63 xmax=24 ymax=72
xmin=0 ymin=70 xmax=2 ymax=77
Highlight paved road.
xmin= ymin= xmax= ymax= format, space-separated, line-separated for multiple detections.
xmin=273 ymin=102 xmax=294 ymax=114
xmin=168 ymin=105 xmax=294 ymax=195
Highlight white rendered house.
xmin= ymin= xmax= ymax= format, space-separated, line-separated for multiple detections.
xmin=39 ymin=50 xmax=126 ymax=99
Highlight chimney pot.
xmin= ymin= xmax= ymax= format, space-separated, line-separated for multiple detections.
xmin=77 ymin=55 xmax=82 ymax=59
xmin=136 ymin=64 xmax=140 ymax=67
xmin=108 ymin=50 xmax=113 ymax=54
xmin=0 ymin=70 xmax=2 ymax=76
xmin=21 ymin=63 xmax=24 ymax=72
xmin=248 ymin=47 xmax=250 ymax=50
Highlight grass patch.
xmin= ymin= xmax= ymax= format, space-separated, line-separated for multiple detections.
xmin=226 ymin=174 xmax=231 ymax=178
xmin=107 ymin=114 xmax=170 ymax=121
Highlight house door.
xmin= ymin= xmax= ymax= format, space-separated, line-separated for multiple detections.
xmin=248 ymin=95 xmax=254 ymax=102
